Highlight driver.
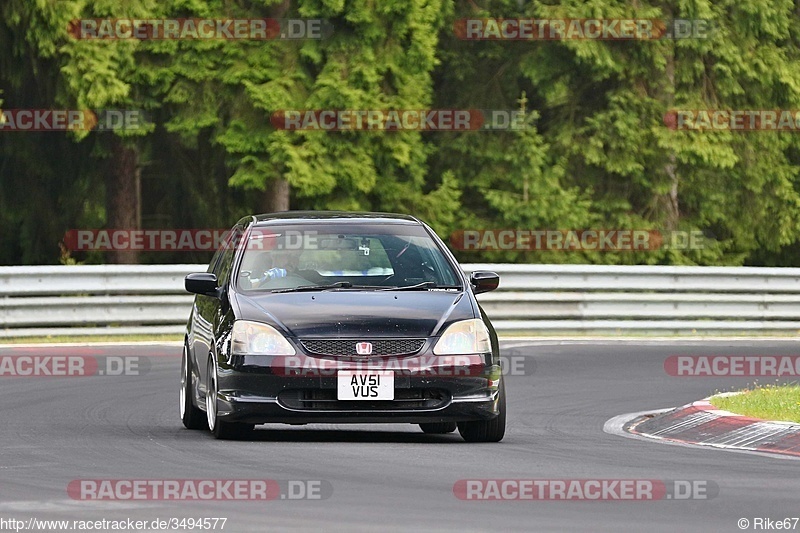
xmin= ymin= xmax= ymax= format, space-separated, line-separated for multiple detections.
xmin=251 ymin=248 xmax=303 ymax=285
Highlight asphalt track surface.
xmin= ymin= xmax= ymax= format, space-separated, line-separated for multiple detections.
xmin=1 ymin=340 xmax=799 ymax=532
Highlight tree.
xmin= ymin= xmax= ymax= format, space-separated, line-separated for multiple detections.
xmin=431 ymin=0 xmax=800 ymax=265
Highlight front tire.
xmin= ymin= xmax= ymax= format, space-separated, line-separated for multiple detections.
xmin=180 ymin=343 xmax=207 ymax=430
xmin=205 ymin=358 xmax=254 ymax=440
xmin=457 ymin=380 xmax=506 ymax=443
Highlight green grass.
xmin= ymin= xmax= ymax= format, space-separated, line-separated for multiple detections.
xmin=0 ymin=334 xmax=183 ymax=344
xmin=710 ymin=384 xmax=800 ymax=423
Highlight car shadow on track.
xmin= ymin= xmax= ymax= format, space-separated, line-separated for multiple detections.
xmin=179 ymin=427 xmax=466 ymax=443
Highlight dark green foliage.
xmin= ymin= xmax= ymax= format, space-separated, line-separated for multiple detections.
xmin=1 ymin=0 xmax=799 ymax=265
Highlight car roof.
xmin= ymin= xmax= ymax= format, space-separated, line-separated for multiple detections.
xmin=250 ymin=211 xmax=423 ymax=226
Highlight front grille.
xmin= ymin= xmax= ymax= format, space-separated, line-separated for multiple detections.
xmin=278 ymin=388 xmax=450 ymax=411
xmin=300 ymin=339 xmax=425 ymax=357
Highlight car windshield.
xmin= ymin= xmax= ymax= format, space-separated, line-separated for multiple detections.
xmin=236 ymin=223 xmax=461 ymax=292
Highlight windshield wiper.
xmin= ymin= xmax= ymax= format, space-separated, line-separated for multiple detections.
xmin=271 ymin=282 xmax=388 ymax=293
xmin=271 ymin=282 xmax=353 ymax=293
xmin=379 ymin=282 xmax=462 ymax=291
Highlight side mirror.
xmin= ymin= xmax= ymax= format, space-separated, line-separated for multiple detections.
xmin=470 ymin=271 xmax=499 ymax=295
xmin=185 ymin=273 xmax=220 ymax=297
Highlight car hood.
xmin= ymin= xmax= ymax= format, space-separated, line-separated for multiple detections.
xmin=233 ymin=290 xmax=474 ymax=338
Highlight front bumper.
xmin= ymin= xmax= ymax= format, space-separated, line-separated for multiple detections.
xmin=210 ymin=352 xmax=501 ymax=425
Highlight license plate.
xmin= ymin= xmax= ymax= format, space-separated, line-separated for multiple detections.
xmin=337 ymin=370 xmax=394 ymax=400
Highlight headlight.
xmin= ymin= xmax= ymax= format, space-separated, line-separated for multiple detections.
xmin=231 ymin=320 xmax=295 ymax=355
xmin=433 ymin=319 xmax=491 ymax=355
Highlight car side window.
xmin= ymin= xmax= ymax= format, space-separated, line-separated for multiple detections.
xmin=419 ymin=243 xmax=458 ymax=286
xmin=207 ymin=246 xmax=224 ymax=274
xmin=213 ymin=227 xmax=243 ymax=288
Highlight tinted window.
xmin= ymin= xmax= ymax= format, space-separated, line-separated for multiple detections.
xmin=214 ymin=226 xmax=243 ymax=288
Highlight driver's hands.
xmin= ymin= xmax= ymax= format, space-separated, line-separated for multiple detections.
xmin=251 ymin=267 xmax=288 ymax=285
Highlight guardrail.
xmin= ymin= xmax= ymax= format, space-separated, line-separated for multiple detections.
xmin=0 ymin=265 xmax=194 ymax=338
xmin=1 ymin=264 xmax=799 ymax=337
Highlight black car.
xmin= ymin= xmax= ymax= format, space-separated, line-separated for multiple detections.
xmin=180 ymin=211 xmax=505 ymax=442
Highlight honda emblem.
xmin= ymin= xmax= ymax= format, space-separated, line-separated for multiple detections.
xmin=355 ymin=342 xmax=373 ymax=355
